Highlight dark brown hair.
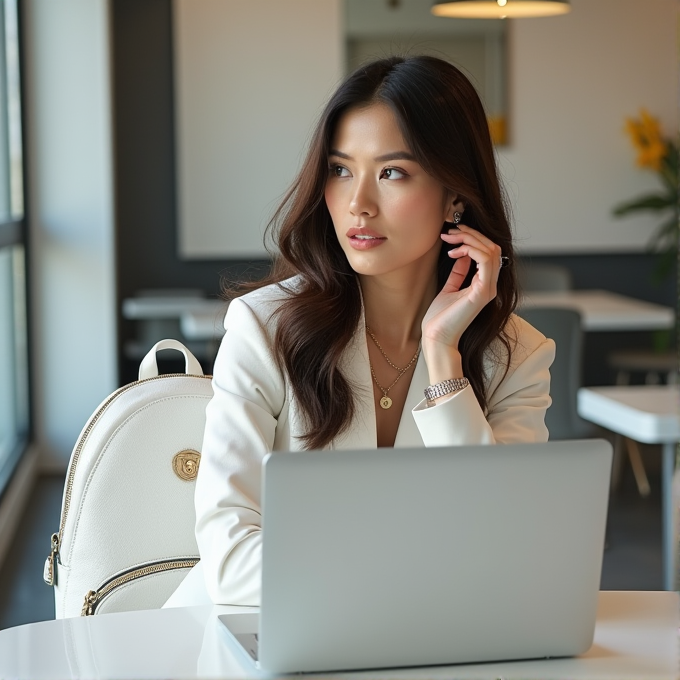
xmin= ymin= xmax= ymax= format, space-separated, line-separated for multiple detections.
xmin=237 ymin=55 xmax=518 ymax=449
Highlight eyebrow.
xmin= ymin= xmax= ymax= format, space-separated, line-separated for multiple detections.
xmin=329 ymin=149 xmax=417 ymax=162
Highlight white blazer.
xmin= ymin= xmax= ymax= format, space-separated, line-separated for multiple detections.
xmin=166 ymin=282 xmax=555 ymax=607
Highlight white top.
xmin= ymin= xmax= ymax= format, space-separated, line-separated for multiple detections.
xmin=0 ymin=592 xmax=676 ymax=679
xmin=520 ymin=290 xmax=675 ymax=331
xmin=577 ymin=385 xmax=680 ymax=443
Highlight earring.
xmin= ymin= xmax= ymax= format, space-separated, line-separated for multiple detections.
xmin=453 ymin=211 xmax=462 ymax=225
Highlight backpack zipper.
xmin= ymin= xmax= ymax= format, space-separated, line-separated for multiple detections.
xmin=44 ymin=373 xmax=211 ymax=586
xmin=81 ymin=557 xmax=200 ymax=616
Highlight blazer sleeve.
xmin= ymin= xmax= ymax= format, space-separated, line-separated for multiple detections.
xmin=411 ymin=316 xmax=555 ymax=446
xmin=194 ymin=295 xmax=286 ymax=606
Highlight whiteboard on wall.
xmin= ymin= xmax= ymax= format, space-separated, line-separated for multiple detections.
xmin=174 ymin=0 xmax=343 ymax=259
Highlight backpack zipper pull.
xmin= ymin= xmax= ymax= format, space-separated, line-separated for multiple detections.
xmin=43 ymin=533 xmax=59 ymax=586
xmin=81 ymin=590 xmax=98 ymax=616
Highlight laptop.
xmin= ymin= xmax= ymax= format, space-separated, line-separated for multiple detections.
xmin=218 ymin=439 xmax=612 ymax=674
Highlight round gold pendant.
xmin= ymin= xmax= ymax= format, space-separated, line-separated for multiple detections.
xmin=380 ymin=396 xmax=392 ymax=409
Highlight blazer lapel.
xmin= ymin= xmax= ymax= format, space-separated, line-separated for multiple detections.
xmin=333 ymin=322 xmax=429 ymax=450
xmin=331 ymin=291 xmax=431 ymax=450
xmin=332 ymin=313 xmax=377 ymax=450
xmin=394 ymin=353 xmax=428 ymax=448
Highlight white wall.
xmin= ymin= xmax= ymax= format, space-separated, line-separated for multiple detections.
xmin=175 ymin=0 xmax=344 ymax=258
xmin=24 ymin=0 xmax=116 ymax=468
xmin=175 ymin=0 xmax=677 ymax=257
xmin=502 ymin=0 xmax=677 ymax=253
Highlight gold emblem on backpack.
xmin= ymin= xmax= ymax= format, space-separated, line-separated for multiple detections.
xmin=172 ymin=450 xmax=201 ymax=481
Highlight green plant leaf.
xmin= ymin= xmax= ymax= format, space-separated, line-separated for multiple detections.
xmin=663 ymin=141 xmax=679 ymax=175
xmin=613 ymin=194 xmax=674 ymax=216
xmin=647 ymin=215 xmax=679 ymax=250
xmin=651 ymin=246 xmax=678 ymax=284
xmin=651 ymin=328 xmax=674 ymax=352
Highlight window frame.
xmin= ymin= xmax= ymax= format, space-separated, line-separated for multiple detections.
xmin=0 ymin=0 xmax=30 ymax=501
xmin=0 ymin=217 xmax=22 ymax=248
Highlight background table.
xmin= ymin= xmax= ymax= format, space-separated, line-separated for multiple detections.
xmin=121 ymin=294 xmax=226 ymax=361
xmin=519 ymin=289 xmax=674 ymax=331
xmin=578 ymin=385 xmax=680 ymax=590
xmin=0 ymin=592 xmax=677 ymax=679
xmin=121 ymin=295 xmax=225 ymax=341
xmin=121 ymin=289 xmax=675 ymax=343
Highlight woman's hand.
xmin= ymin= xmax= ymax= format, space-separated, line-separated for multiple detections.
xmin=421 ymin=224 xmax=502 ymax=383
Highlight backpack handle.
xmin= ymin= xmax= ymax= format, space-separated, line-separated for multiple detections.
xmin=138 ymin=339 xmax=204 ymax=379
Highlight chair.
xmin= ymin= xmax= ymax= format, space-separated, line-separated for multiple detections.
xmin=608 ymin=349 xmax=677 ymax=387
xmin=605 ymin=349 xmax=677 ymax=497
xmin=516 ymin=307 xmax=592 ymax=440
xmin=517 ymin=264 xmax=572 ymax=293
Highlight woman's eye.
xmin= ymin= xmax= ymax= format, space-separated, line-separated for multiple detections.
xmin=381 ymin=167 xmax=406 ymax=180
xmin=329 ymin=164 xmax=350 ymax=178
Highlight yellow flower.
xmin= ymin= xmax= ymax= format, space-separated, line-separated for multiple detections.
xmin=625 ymin=109 xmax=668 ymax=171
xmin=487 ymin=116 xmax=507 ymax=145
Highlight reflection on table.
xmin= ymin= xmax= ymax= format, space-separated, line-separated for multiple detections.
xmin=0 ymin=592 xmax=677 ymax=679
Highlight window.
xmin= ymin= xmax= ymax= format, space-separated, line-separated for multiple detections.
xmin=0 ymin=0 xmax=28 ymax=494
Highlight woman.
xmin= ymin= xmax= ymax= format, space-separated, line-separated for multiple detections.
xmin=168 ymin=55 xmax=554 ymax=607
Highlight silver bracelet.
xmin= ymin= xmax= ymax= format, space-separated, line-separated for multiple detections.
xmin=424 ymin=377 xmax=470 ymax=405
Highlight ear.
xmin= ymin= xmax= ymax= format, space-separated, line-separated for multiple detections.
xmin=444 ymin=194 xmax=466 ymax=223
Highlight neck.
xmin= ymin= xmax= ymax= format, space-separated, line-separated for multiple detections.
xmin=359 ymin=268 xmax=438 ymax=348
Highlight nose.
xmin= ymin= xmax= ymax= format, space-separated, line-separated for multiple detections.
xmin=349 ymin=175 xmax=378 ymax=217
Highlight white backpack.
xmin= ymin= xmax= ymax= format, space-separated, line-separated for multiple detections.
xmin=44 ymin=339 xmax=213 ymax=618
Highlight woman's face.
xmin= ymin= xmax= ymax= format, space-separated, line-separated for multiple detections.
xmin=325 ymin=103 xmax=455 ymax=281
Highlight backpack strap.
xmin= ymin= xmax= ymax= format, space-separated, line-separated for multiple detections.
xmin=138 ymin=339 xmax=204 ymax=379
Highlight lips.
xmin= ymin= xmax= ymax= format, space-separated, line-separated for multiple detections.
xmin=346 ymin=227 xmax=387 ymax=251
xmin=346 ymin=227 xmax=386 ymax=241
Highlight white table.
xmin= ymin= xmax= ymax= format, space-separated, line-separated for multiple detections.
xmin=578 ymin=386 xmax=680 ymax=590
xmin=520 ymin=290 xmax=675 ymax=331
xmin=187 ymin=289 xmax=674 ymax=340
xmin=0 ymin=592 xmax=677 ymax=679
xmin=180 ymin=307 xmax=226 ymax=340
xmin=121 ymin=296 xmax=225 ymax=320
xmin=121 ymin=290 xmax=675 ymax=342
xmin=121 ymin=295 xmax=227 ymax=351
xmin=122 ymin=296 xmax=226 ymax=337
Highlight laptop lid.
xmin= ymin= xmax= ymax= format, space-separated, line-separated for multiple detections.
xmin=253 ymin=439 xmax=611 ymax=673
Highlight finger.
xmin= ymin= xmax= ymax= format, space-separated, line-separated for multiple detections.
xmin=449 ymin=245 xmax=500 ymax=297
xmin=455 ymin=224 xmax=499 ymax=252
xmin=441 ymin=254 xmax=472 ymax=293
xmin=441 ymin=230 xmax=499 ymax=258
xmin=446 ymin=227 xmax=503 ymax=273
xmin=441 ymin=231 xmax=464 ymax=241
xmin=448 ymin=243 xmax=499 ymax=269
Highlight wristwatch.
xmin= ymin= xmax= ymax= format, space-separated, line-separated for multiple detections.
xmin=424 ymin=377 xmax=470 ymax=405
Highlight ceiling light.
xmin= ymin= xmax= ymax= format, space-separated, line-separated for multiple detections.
xmin=431 ymin=0 xmax=570 ymax=19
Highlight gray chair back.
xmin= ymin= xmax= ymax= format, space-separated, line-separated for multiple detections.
xmin=517 ymin=264 xmax=572 ymax=292
xmin=516 ymin=307 xmax=592 ymax=440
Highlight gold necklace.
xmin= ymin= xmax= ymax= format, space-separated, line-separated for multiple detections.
xmin=365 ymin=325 xmax=421 ymax=410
